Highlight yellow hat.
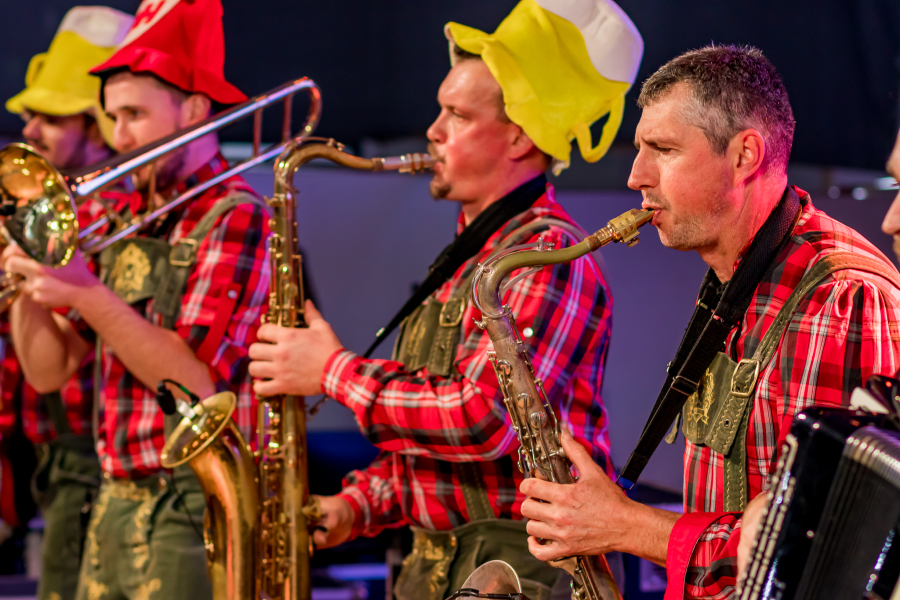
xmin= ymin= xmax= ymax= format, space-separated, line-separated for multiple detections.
xmin=6 ymin=6 xmax=134 ymax=147
xmin=446 ymin=0 xmax=643 ymax=174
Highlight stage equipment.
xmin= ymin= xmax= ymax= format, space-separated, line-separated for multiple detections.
xmin=739 ymin=405 xmax=900 ymax=600
xmin=161 ymin=138 xmax=433 ymax=600
xmin=469 ymin=208 xmax=652 ymax=600
xmin=0 ymin=77 xmax=321 ymax=311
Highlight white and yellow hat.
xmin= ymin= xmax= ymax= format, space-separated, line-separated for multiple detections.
xmin=5 ymin=6 xmax=134 ymax=146
xmin=446 ymin=0 xmax=643 ymax=174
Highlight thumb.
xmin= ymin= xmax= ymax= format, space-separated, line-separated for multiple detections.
xmin=305 ymin=299 xmax=324 ymax=324
xmin=560 ymin=428 xmax=595 ymax=480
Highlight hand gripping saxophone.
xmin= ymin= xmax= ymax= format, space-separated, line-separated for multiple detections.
xmin=470 ymin=208 xmax=653 ymax=600
xmin=161 ymin=137 xmax=434 ymax=600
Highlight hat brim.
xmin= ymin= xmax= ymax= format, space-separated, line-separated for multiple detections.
xmin=92 ymin=46 xmax=247 ymax=107
xmin=5 ymin=86 xmax=96 ymax=117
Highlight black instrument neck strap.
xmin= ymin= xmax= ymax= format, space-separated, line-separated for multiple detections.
xmin=617 ymin=186 xmax=802 ymax=490
xmin=363 ymin=174 xmax=547 ymax=358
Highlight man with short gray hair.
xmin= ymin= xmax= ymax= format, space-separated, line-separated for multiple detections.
xmin=520 ymin=45 xmax=900 ymax=599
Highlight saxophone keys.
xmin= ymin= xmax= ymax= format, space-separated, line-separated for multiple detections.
xmin=530 ymin=412 xmax=547 ymax=427
xmin=516 ymin=393 xmax=531 ymax=407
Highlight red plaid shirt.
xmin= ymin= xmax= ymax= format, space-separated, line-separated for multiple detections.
xmin=19 ymin=191 xmax=135 ymax=444
xmin=93 ymin=156 xmax=270 ymax=479
xmin=665 ymin=190 xmax=900 ymax=600
xmin=323 ymin=185 xmax=614 ymax=537
xmin=0 ymin=318 xmax=22 ymax=441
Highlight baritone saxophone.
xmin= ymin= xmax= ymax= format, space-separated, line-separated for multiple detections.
xmin=161 ymin=138 xmax=434 ymax=600
xmin=470 ymin=208 xmax=653 ymax=600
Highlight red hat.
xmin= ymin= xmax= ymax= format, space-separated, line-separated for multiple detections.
xmin=90 ymin=0 xmax=246 ymax=106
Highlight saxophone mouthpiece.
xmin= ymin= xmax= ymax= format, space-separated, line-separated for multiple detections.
xmin=586 ymin=209 xmax=654 ymax=250
xmin=373 ymin=152 xmax=437 ymax=174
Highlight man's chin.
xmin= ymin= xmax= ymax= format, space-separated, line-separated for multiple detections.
xmin=429 ymin=179 xmax=451 ymax=200
xmin=893 ymin=235 xmax=900 ymax=266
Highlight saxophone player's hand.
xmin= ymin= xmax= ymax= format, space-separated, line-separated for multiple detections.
xmin=249 ymin=300 xmax=342 ymax=397
xmin=520 ymin=429 xmax=631 ymax=560
xmin=311 ymin=494 xmax=355 ymax=549
xmin=736 ymin=491 xmax=770 ymax=586
xmin=520 ymin=429 xmax=679 ymax=566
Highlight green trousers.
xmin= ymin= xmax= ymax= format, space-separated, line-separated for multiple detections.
xmin=394 ymin=519 xmax=564 ymax=600
xmin=34 ymin=444 xmax=101 ymax=600
xmin=75 ymin=470 xmax=210 ymax=600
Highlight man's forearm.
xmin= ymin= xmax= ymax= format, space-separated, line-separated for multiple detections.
xmin=618 ymin=502 xmax=681 ymax=567
xmin=10 ymin=294 xmax=88 ymax=392
xmin=76 ymin=283 xmax=215 ymax=398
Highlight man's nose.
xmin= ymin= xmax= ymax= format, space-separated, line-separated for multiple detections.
xmin=426 ymin=112 xmax=446 ymax=144
xmin=628 ymin=149 xmax=655 ymax=191
xmin=112 ymin=122 xmax=134 ymax=153
xmin=882 ymin=193 xmax=900 ymax=236
xmin=22 ymin=116 xmax=42 ymax=144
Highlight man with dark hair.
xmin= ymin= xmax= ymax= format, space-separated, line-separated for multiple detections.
xmin=249 ymin=2 xmax=642 ymax=599
xmin=3 ymin=1 xmax=269 ymax=599
xmin=520 ymin=45 xmax=900 ymax=599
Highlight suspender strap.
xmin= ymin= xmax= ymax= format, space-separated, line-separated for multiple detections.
xmin=617 ymin=187 xmax=803 ymax=490
xmin=456 ymin=462 xmax=495 ymax=522
xmin=41 ymin=391 xmax=71 ymax=436
xmin=154 ymin=191 xmax=266 ymax=329
xmin=92 ymin=339 xmax=103 ymax=451
xmin=722 ymin=251 xmax=900 ymax=510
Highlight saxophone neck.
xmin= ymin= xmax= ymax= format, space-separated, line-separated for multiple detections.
xmin=473 ymin=209 xmax=653 ymax=323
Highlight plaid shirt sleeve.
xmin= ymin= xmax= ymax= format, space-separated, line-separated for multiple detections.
xmin=174 ymin=201 xmax=271 ymax=437
xmin=335 ymin=451 xmax=405 ymax=539
xmin=670 ymin=275 xmax=900 ymax=600
xmin=321 ymin=228 xmax=610 ymax=466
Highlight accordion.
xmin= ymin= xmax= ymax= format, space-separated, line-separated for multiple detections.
xmin=740 ymin=407 xmax=900 ymax=600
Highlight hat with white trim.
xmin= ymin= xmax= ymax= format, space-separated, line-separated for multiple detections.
xmin=446 ymin=0 xmax=643 ymax=174
xmin=6 ymin=6 xmax=134 ymax=146
xmin=91 ymin=0 xmax=246 ymax=107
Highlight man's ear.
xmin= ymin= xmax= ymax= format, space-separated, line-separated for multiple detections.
xmin=182 ymin=94 xmax=213 ymax=127
xmin=509 ymin=125 xmax=538 ymax=161
xmin=730 ymin=129 xmax=766 ymax=185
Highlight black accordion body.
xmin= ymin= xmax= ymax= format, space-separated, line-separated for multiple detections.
xmin=740 ymin=407 xmax=900 ymax=600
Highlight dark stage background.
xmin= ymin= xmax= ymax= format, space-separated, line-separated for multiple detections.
xmin=1 ymin=0 xmax=899 ymax=169
xmin=0 ymin=1 xmax=899 ymax=495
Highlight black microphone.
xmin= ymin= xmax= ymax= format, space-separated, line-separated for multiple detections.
xmin=156 ymin=381 xmax=178 ymax=415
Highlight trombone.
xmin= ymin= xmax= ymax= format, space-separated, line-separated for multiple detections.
xmin=0 ymin=77 xmax=322 ymax=310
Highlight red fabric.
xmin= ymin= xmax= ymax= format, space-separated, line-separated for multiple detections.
xmin=91 ymin=155 xmax=269 ymax=478
xmin=324 ymin=186 xmax=614 ymax=537
xmin=196 ymin=281 xmax=242 ymax=364
xmin=665 ymin=512 xmax=740 ymax=600
xmin=0 ymin=454 xmax=18 ymax=527
xmin=91 ymin=0 xmax=246 ymax=105
xmin=669 ymin=189 xmax=900 ymax=599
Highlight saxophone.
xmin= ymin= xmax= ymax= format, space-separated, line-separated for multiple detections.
xmin=160 ymin=139 xmax=434 ymax=600
xmin=470 ymin=208 xmax=653 ymax=600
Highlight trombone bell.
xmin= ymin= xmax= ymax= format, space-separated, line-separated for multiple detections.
xmin=0 ymin=143 xmax=78 ymax=267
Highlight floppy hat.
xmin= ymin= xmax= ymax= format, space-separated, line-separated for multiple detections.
xmin=446 ymin=0 xmax=643 ymax=174
xmin=6 ymin=6 xmax=134 ymax=146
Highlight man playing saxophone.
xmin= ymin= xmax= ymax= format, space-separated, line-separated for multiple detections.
xmin=3 ymin=7 xmax=133 ymax=600
xmin=249 ymin=2 xmax=642 ymax=599
xmin=2 ymin=1 xmax=269 ymax=599
xmin=518 ymin=46 xmax=900 ymax=600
